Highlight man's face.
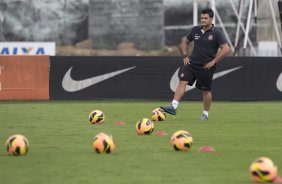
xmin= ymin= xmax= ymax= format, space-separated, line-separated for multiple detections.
xmin=200 ymin=13 xmax=212 ymax=27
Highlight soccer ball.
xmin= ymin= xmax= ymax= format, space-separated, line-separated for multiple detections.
xmin=136 ymin=118 xmax=154 ymax=135
xmin=6 ymin=134 xmax=29 ymax=156
xmin=249 ymin=157 xmax=278 ymax=182
xmin=93 ymin=132 xmax=116 ymax=154
xmin=151 ymin=108 xmax=166 ymax=121
xmin=170 ymin=130 xmax=193 ymax=151
xmin=89 ymin=110 xmax=105 ymax=124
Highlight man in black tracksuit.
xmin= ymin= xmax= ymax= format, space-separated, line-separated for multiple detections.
xmin=161 ymin=8 xmax=230 ymax=121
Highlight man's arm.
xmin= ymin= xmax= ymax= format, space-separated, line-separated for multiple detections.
xmin=203 ymin=44 xmax=230 ymax=70
xmin=181 ymin=37 xmax=191 ymax=65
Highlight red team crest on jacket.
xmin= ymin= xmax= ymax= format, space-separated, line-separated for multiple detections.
xmin=208 ymin=34 xmax=213 ymax=40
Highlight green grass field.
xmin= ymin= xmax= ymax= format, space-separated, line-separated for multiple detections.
xmin=0 ymin=101 xmax=282 ymax=184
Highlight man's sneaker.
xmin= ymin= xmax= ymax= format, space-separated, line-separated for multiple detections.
xmin=160 ymin=105 xmax=177 ymax=115
xmin=200 ymin=113 xmax=208 ymax=121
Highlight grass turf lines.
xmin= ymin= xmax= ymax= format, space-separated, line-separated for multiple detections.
xmin=0 ymin=101 xmax=282 ymax=184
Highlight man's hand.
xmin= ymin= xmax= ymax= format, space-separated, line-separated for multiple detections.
xmin=183 ymin=57 xmax=190 ymax=65
xmin=203 ymin=60 xmax=216 ymax=70
xmin=203 ymin=44 xmax=230 ymax=70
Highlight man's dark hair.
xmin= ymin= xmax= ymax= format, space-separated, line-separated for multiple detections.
xmin=201 ymin=8 xmax=214 ymax=18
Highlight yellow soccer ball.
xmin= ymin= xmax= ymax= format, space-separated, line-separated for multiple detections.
xmin=151 ymin=108 xmax=166 ymax=121
xmin=6 ymin=134 xmax=29 ymax=156
xmin=249 ymin=157 xmax=278 ymax=182
xmin=93 ymin=132 xmax=116 ymax=154
xmin=170 ymin=130 xmax=193 ymax=151
xmin=136 ymin=118 xmax=154 ymax=135
xmin=89 ymin=110 xmax=105 ymax=124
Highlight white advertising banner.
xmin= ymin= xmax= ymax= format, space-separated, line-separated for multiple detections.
xmin=0 ymin=42 xmax=56 ymax=56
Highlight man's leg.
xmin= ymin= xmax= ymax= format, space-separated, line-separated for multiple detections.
xmin=174 ymin=80 xmax=188 ymax=101
xmin=161 ymin=80 xmax=188 ymax=115
xmin=201 ymin=90 xmax=212 ymax=120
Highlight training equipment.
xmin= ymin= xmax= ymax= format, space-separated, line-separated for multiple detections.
xmin=170 ymin=130 xmax=193 ymax=151
xmin=93 ymin=132 xmax=116 ymax=154
xmin=249 ymin=157 xmax=278 ymax=183
xmin=198 ymin=146 xmax=215 ymax=152
xmin=89 ymin=110 xmax=105 ymax=124
xmin=136 ymin=118 xmax=154 ymax=135
xmin=6 ymin=134 xmax=29 ymax=156
xmin=155 ymin=131 xmax=168 ymax=136
xmin=160 ymin=104 xmax=177 ymax=115
xmin=151 ymin=108 xmax=166 ymax=121
xmin=114 ymin=121 xmax=125 ymax=125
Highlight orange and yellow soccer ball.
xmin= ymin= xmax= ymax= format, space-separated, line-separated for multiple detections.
xmin=93 ymin=132 xmax=116 ymax=154
xmin=6 ymin=134 xmax=29 ymax=156
xmin=89 ymin=110 xmax=105 ymax=124
xmin=249 ymin=157 xmax=278 ymax=183
xmin=151 ymin=108 xmax=166 ymax=121
xmin=136 ymin=118 xmax=154 ymax=135
xmin=170 ymin=130 xmax=193 ymax=151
